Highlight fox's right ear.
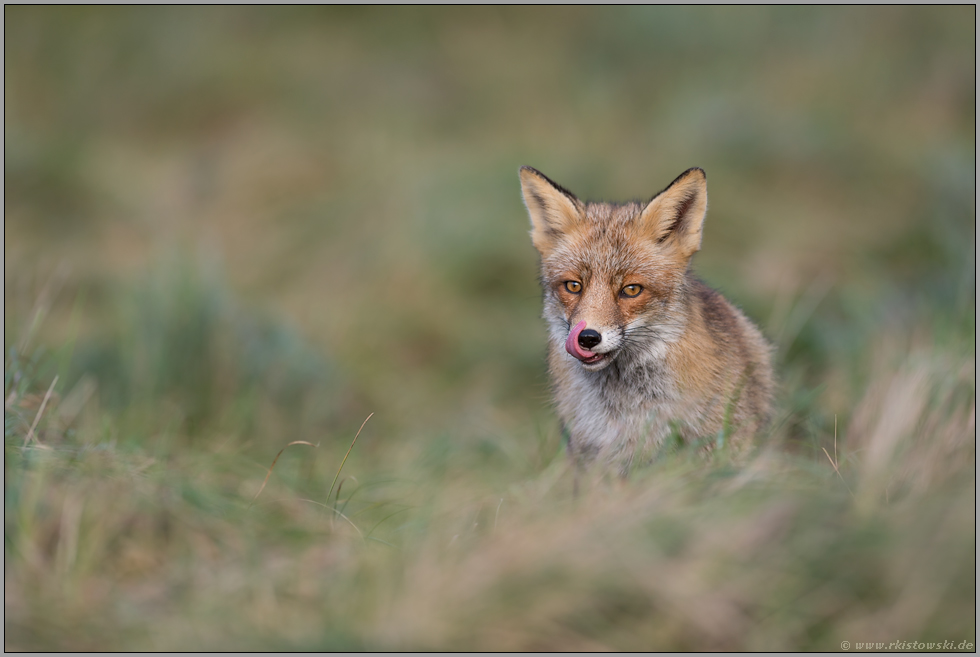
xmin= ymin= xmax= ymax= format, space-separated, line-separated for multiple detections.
xmin=519 ymin=166 xmax=585 ymax=256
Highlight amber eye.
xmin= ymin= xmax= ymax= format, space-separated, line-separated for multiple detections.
xmin=564 ymin=281 xmax=582 ymax=294
xmin=621 ymin=284 xmax=643 ymax=298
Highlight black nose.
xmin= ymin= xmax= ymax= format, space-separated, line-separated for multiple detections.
xmin=578 ymin=329 xmax=601 ymax=350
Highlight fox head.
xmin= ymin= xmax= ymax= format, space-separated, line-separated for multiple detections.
xmin=520 ymin=166 xmax=708 ymax=370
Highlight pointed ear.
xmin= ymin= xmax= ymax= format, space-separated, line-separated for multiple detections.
xmin=637 ymin=167 xmax=708 ymax=259
xmin=519 ymin=166 xmax=585 ymax=256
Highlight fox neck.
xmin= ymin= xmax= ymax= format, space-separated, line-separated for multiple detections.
xmin=592 ymin=353 xmax=677 ymax=416
xmin=557 ymin=311 xmax=690 ymax=413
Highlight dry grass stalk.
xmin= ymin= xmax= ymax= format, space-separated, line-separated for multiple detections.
xmin=22 ymin=375 xmax=58 ymax=448
xmin=249 ymin=440 xmax=319 ymax=509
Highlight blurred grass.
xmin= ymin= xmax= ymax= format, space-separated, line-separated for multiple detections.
xmin=4 ymin=6 xmax=976 ymax=651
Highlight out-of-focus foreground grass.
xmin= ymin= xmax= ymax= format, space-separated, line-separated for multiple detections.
xmin=5 ymin=7 xmax=975 ymax=650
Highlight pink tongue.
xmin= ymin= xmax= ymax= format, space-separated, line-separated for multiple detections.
xmin=565 ymin=321 xmax=596 ymax=361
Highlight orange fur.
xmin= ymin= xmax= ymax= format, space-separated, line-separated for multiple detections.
xmin=520 ymin=166 xmax=774 ymax=474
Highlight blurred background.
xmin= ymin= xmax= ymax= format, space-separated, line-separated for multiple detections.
xmin=5 ymin=6 xmax=975 ymax=651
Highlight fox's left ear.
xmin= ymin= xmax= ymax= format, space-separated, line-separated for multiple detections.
xmin=638 ymin=167 xmax=708 ymax=259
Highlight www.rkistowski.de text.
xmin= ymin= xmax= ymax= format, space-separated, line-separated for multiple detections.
xmin=841 ymin=640 xmax=974 ymax=651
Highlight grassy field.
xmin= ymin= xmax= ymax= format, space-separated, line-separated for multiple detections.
xmin=5 ymin=7 xmax=976 ymax=650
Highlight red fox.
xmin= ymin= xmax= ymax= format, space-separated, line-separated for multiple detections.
xmin=520 ymin=166 xmax=774 ymax=474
